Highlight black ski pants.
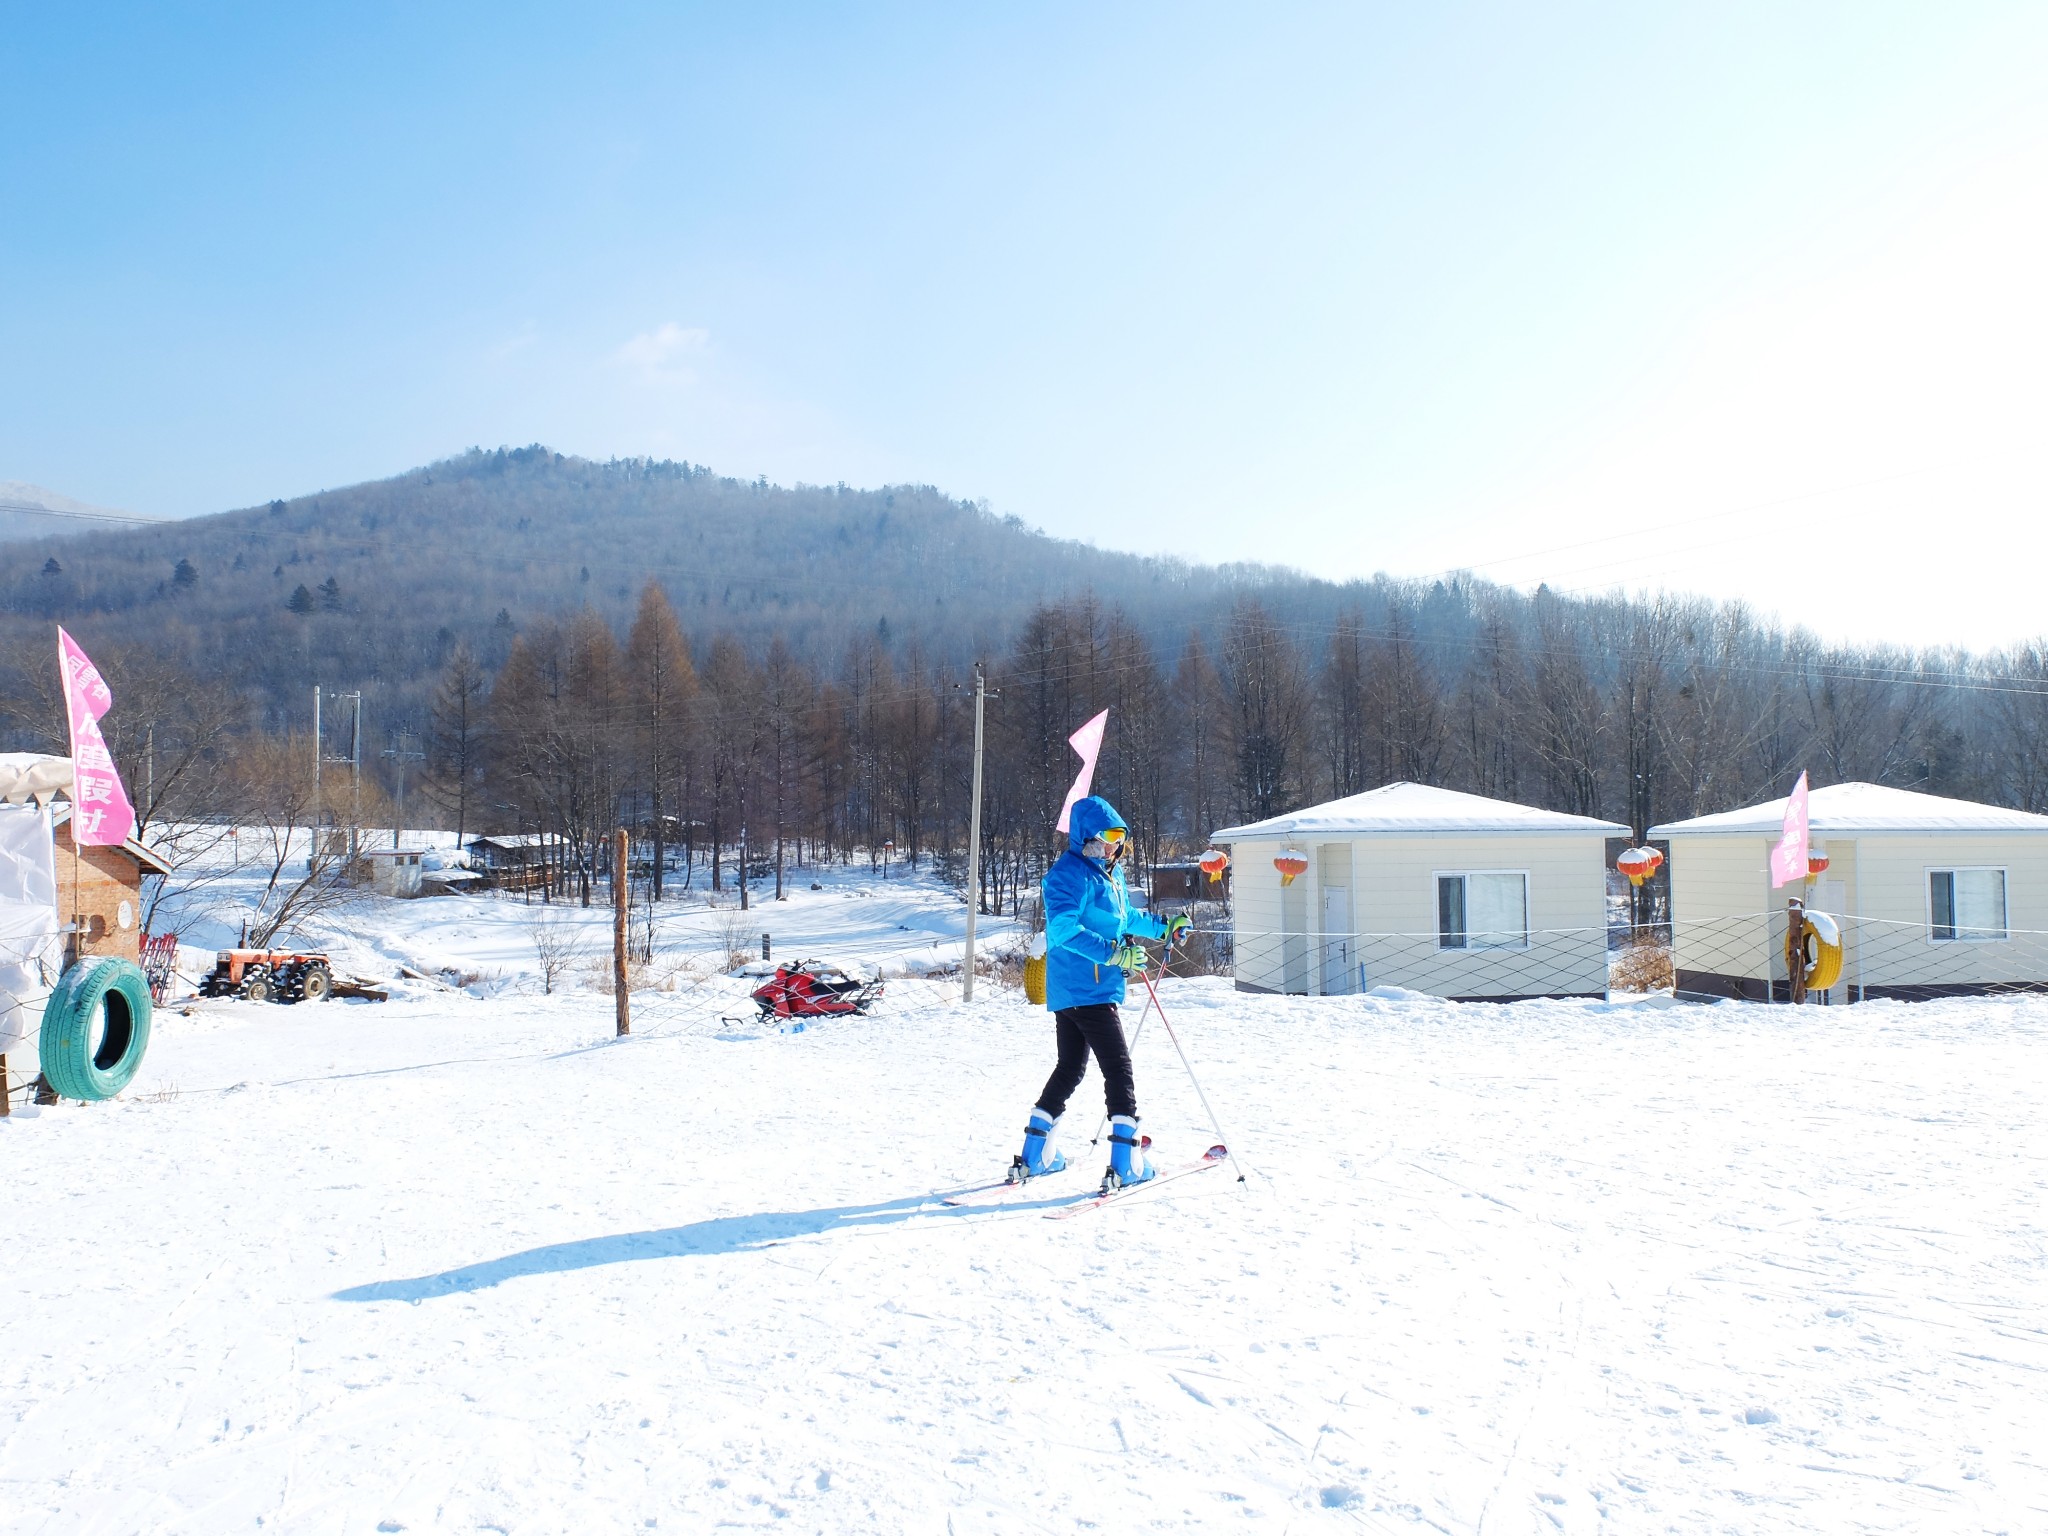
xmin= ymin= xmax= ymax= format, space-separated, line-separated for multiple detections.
xmin=1037 ymin=1002 xmax=1138 ymax=1122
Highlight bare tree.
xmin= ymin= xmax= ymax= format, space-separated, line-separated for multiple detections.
xmin=1220 ymin=599 xmax=1310 ymax=821
xmin=625 ymin=582 xmax=696 ymax=898
xmin=1528 ymin=590 xmax=1604 ymax=817
xmin=1171 ymin=631 xmax=1226 ymax=843
xmin=702 ymin=635 xmax=763 ymax=903
xmin=425 ymin=640 xmax=488 ymax=843
xmin=222 ymin=733 xmax=363 ymax=946
xmin=759 ymin=634 xmax=815 ymax=898
xmin=529 ymin=908 xmax=585 ymax=994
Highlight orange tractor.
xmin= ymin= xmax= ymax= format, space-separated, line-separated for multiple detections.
xmin=198 ymin=948 xmax=336 ymax=1003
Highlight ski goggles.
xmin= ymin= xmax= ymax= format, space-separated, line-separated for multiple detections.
xmin=1083 ymin=826 xmax=1128 ymax=859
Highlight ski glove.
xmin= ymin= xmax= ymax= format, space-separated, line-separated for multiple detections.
xmin=1112 ymin=939 xmax=1151 ymax=973
xmin=1163 ymin=913 xmax=1192 ymax=947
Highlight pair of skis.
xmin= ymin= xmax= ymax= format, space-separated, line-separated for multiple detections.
xmin=939 ymin=1143 xmax=1230 ymax=1218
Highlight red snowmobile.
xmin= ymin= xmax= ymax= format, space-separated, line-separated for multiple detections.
xmin=750 ymin=959 xmax=883 ymax=1021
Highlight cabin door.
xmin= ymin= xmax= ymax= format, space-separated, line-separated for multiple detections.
xmin=1320 ymin=886 xmax=1352 ymax=995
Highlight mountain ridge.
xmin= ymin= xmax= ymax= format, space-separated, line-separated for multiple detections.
xmin=0 ymin=444 xmax=1355 ymax=719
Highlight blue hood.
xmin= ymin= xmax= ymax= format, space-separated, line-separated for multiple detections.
xmin=1043 ymin=793 xmax=1164 ymax=1012
xmin=1067 ymin=795 xmax=1127 ymax=854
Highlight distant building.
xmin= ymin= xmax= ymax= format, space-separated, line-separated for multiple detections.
xmin=1653 ymin=783 xmax=2048 ymax=1001
xmin=465 ymin=833 xmax=563 ymax=891
xmin=0 ymin=755 xmax=174 ymax=966
xmin=1213 ymin=782 xmax=1626 ymax=999
xmin=357 ymin=849 xmax=426 ymax=899
xmin=1149 ymin=863 xmax=1228 ymax=902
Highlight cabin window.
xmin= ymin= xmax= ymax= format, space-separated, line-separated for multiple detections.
xmin=1436 ymin=872 xmax=1528 ymax=950
xmin=1929 ymin=868 xmax=2006 ymax=941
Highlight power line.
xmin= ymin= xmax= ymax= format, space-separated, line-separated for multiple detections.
xmin=0 ymin=499 xmax=163 ymax=528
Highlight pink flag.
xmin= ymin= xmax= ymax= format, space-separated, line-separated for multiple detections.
xmin=1768 ymin=770 xmax=1810 ymax=889
xmin=57 ymin=627 xmax=137 ymax=848
xmin=1054 ymin=709 xmax=1110 ymax=834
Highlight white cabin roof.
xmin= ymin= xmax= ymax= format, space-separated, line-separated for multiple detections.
xmin=1651 ymin=782 xmax=2048 ymax=838
xmin=1213 ymin=782 xmax=1629 ymax=842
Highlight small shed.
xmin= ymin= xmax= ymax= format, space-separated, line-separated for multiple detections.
xmin=1213 ymin=782 xmax=1629 ymax=999
xmin=50 ymin=804 xmax=173 ymax=966
xmin=358 ymin=849 xmax=426 ymax=898
xmin=1149 ymin=863 xmax=1231 ymax=902
xmin=1652 ymin=783 xmax=2048 ymax=1002
xmin=465 ymin=833 xmax=562 ymax=891
xmin=0 ymin=754 xmax=172 ymax=967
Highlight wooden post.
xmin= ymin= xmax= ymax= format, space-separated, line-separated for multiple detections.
xmin=613 ymin=826 xmax=631 ymax=1037
xmin=1 ymin=1053 xmax=9 ymax=1117
xmin=962 ymin=665 xmax=986 ymax=1003
xmin=1786 ymin=897 xmax=1807 ymax=1006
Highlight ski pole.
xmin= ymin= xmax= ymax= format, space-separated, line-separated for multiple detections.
xmin=1089 ymin=938 xmax=1168 ymax=1149
xmin=1136 ymin=960 xmax=1249 ymax=1187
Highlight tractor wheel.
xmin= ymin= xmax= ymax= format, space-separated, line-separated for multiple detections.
xmin=241 ymin=967 xmax=275 ymax=1003
xmin=298 ymin=963 xmax=334 ymax=1002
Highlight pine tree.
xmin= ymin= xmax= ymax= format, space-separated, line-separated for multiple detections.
xmin=287 ymin=584 xmax=315 ymax=614
xmin=318 ymin=576 xmax=343 ymax=612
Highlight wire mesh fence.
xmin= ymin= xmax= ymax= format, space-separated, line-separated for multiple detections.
xmin=1661 ymin=911 xmax=2048 ymax=1003
xmin=1207 ymin=911 xmax=2048 ymax=1004
xmin=1219 ymin=924 xmax=1613 ymax=1000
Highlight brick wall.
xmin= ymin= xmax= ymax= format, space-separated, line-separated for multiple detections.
xmin=56 ymin=839 xmax=147 ymax=966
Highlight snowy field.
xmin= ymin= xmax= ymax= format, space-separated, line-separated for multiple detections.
xmin=6 ymin=867 xmax=2048 ymax=1533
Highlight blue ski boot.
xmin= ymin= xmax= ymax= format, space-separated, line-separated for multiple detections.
xmin=1011 ymin=1107 xmax=1068 ymax=1183
xmin=1103 ymin=1114 xmax=1155 ymax=1192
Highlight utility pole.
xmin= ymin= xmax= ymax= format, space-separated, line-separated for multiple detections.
xmin=382 ymin=729 xmax=424 ymax=849
xmin=315 ymin=687 xmax=363 ymax=866
xmin=962 ymin=664 xmax=995 ymax=1003
xmin=613 ymin=826 xmax=631 ymax=1035
xmin=350 ymin=692 xmax=362 ymax=861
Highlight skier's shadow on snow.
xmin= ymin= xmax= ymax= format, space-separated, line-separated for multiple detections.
xmin=332 ymin=1188 xmax=1069 ymax=1302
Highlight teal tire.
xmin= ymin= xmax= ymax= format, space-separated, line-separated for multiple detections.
xmin=38 ymin=957 xmax=154 ymax=1102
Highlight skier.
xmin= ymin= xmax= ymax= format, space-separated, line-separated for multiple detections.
xmin=1014 ymin=795 xmax=1191 ymax=1192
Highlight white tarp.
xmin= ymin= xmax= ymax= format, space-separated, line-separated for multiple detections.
xmin=0 ymin=802 xmax=62 ymax=1055
xmin=0 ymin=752 xmax=73 ymax=806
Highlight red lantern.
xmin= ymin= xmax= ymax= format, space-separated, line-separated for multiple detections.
xmin=1274 ymin=850 xmax=1309 ymax=887
xmin=1617 ymin=847 xmax=1654 ymax=887
xmin=1646 ymin=846 xmax=1664 ymax=873
xmin=1806 ymin=849 xmax=1830 ymax=879
xmin=1199 ymin=849 xmax=1230 ymax=883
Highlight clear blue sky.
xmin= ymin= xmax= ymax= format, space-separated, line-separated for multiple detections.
xmin=6 ymin=3 xmax=2045 ymax=645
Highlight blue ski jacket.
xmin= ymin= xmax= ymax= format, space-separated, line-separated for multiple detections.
xmin=1042 ymin=796 xmax=1167 ymax=1013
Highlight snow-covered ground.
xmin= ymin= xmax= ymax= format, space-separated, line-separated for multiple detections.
xmin=5 ymin=861 xmax=2048 ymax=1532
xmin=145 ymin=834 xmax=1012 ymax=1002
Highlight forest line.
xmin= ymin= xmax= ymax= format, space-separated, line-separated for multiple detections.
xmin=7 ymin=573 xmax=2045 ymax=919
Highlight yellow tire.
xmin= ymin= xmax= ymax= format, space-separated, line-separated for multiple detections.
xmin=1023 ymin=954 xmax=1047 ymax=1007
xmin=1801 ymin=911 xmax=1845 ymax=992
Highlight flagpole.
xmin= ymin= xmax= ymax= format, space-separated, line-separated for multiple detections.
xmin=58 ymin=628 xmax=81 ymax=961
